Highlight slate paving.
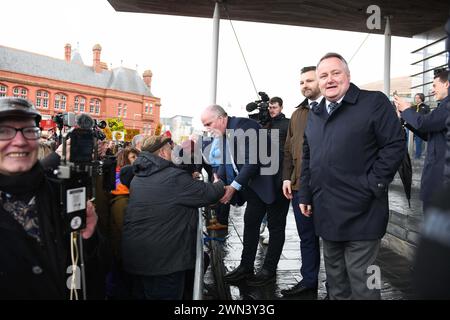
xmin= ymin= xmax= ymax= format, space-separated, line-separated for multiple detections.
xmin=204 ymin=194 xmax=417 ymax=300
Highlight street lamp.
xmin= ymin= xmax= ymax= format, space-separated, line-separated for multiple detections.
xmin=133 ymin=113 xmax=142 ymax=129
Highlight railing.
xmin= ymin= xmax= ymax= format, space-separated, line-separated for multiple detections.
xmin=192 ymin=207 xmax=204 ymax=300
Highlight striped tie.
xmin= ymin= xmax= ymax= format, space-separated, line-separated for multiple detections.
xmin=328 ymin=102 xmax=339 ymax=114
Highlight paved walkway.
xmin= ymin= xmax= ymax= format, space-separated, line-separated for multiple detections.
xmin=204 ymin=201 xmax=417 ymax=300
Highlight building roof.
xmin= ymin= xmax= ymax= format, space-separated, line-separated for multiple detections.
xmin=107 ymin=0 xmax=449 ymax=37
xmin=71 ymin=49 xmax=85 ymax=65
xmin=0 ymin=45 xmax=154 ymax=97
xmin=360 ymin=76 xmax=412 ymax=96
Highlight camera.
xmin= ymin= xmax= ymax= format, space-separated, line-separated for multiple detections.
xmin=246 ymin=91 xmax=271 ymax=125
xmin=55 ymin=114 xmax=115 ymax=232
xmin=53 ymin=112 xmax=76 ymax=129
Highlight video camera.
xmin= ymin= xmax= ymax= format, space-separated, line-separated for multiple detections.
xmin=53 ymin=113 xmax=115 ymax=232
xmin=246 ymin=91 xmax=271 ymax=125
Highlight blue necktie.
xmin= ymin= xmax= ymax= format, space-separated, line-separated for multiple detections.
xmin=225 ymin=164 xmax=235 ymax=185
xmin=328 ymin=102 xmax=339 ymax=114
xmin=223 ymin=138 xmax=236 ymax=185
xmin=309 ymin=101 xmax=319 ymax=110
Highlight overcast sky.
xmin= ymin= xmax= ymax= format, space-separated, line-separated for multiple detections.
xmin=2 ymin=0 xmax=422 ymax=129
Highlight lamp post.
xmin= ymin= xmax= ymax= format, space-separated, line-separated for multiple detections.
xmin=133 ymin=113 xmax=142 ymax=129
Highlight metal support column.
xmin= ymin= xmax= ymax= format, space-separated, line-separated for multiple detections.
xmin=383 ymin=16 xmax=392 ymax=97
xmin=210 ymin=2 xmax=220 ymax=105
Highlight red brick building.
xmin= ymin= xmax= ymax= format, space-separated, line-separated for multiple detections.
xmin=0 ymin=43 xmax=160 ymax=134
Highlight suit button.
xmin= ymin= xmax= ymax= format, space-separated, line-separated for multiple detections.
xmin=32 ymin=266 xmax=43 ymax=275
xmin=377 ymin=183 xmax=385 ymax=189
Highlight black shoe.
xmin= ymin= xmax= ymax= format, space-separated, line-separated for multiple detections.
xmin=224 ymin=265 xmax=254 ymax=283
xmin=281 ymin=282 xmax=318 ymax=297
xmin=246 ymin=269 xmax=276 ymax=287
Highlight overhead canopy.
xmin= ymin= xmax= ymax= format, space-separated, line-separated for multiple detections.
xmin=108 ymin=0 xmax=449 ymax=37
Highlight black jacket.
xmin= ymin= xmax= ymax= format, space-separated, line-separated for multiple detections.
xmin=0 ymin=166 xmax=66 ymax=299
xmin=401 ymin=96 xmax=450 ymax=203
xmin=299 ymin=83 xmax=405 ymax=241
xmin=122 ymin=152 xmax=224 ymax=276
xmin=265 ymin=113 xmax=290 ymax=190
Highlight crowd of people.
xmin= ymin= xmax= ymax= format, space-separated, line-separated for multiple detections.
xmin=0 ymin=52 xmax=449 ymax=300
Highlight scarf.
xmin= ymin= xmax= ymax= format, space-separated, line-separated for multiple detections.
xmin=0 ymin=162 xmax=46 ymax=242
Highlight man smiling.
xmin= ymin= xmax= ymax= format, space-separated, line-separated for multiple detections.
xmin=298 ymin=53 xmax=405 ymax=299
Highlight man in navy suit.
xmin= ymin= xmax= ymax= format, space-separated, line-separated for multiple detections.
xmin=201 ymin=105 xmax=285 ymax=285
xmin=299 ymin=53 xmax=405 ymax=299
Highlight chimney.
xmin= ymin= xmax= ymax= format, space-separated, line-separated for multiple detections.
xmin=64 ymin=43 xmax=71 ymax=62
xmin=143 ymin=70 xmax=153 ymax=88
xmin=92 ymin=44 xmax=102 ymax=73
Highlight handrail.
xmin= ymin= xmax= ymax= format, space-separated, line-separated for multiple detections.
xmin=192 ymin=172 xmax=209 ymax=300
xmin=410 ymin=36 xmax=447 ymax=54
xmin=411 ymin=50 xmax=447 ymax=65
xmin=192 ymin=207 xmax=204 ymax=300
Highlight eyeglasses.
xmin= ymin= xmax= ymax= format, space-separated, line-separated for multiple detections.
xmin=0 ymin=126 xmax=41 ymax=141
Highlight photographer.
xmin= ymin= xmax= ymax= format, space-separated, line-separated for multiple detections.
xmin=0 ymin=97 xmax=97 ymax=299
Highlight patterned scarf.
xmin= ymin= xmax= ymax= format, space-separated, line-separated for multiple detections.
xmin=0 ymin=163 xmax=45 ymax=242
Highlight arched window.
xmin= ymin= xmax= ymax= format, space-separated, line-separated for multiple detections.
xmin=74 ymin=96 xmax=86 ymax=113
xmin=94 ymin=99 xmax=101 ymax=114
xmin=0 ymin=84 xmax=7 ymax=97
xmin=54 ymin=93 xmax=67 ymax=110
xmin=36 ymin=90 xmax=49 ymax=109
xmin=89 ymin=98 xmax=101 ymax=114
xmin=13 ymin=86 xmax=27 ymax=99
xmin=89 ymin=100 xmax=95 ymax=113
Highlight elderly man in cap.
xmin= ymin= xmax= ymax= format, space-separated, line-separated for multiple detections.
xmin=122 ymin=135 xmax=225 ymax=300
xmin=0 ymin=97 xmax=97 ymax=299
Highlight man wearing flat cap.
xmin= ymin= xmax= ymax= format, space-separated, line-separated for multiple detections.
xmin=122 ymin=135 xmax=225 ymax=300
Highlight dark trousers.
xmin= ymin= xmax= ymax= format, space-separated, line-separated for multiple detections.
xmin=216 ymin=203 xmax=230 ymax=225
xmin=132 ymin=270 xmax=186 ymax=300
xmin=322 ymin=239 xmax=381 ymax=300
xmin=211 ymin=166 xmax=230 ymax=224
xmin=414 ymin=135 xmax=423 ymax=159
xmin=292 ymin=191 xmax=321 ymax=288
xmin=241 ymin=188 xmax=290 ymax=273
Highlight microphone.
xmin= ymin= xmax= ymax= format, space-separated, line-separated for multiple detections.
xmin=246 ymin=102 xmax=259 ymax=112
xmin=76 ymin=114 xmax=95 ymax=129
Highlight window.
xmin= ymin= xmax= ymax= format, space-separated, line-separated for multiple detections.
xmin=94 ymin=99 xmax=100 ymax=114
xmin=117 ymin=103 xmax=122 ymax=116
xmin=13 ymin=86 xmax=27 ymax=99
xmin=123 ymin=104 xmax=127 ymax=117
xmin=145 ymin=103 xmax=149 ymax=113
xmin=36 ymin=90 xmax=49 ymax=109
xmin=89 ymin=98 xmax=101 ymax=114
xmin=149 ymin=103 xmax=153 ymax=114
xmin=0 ymin=84 xmax=7 ymax=97
xmin=54 ymin=93 xmax=66 ymax=110
xmin=75 ymin=96 xmax=86 ymax=112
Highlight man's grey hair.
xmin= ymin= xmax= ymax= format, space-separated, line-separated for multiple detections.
xmin=131 ymin=134 xmax=145 ymax=148
xmin=317 ymin=52 xmax=350 ymax=75
xmin=206 ymin=104 xmax=228 ymax=118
